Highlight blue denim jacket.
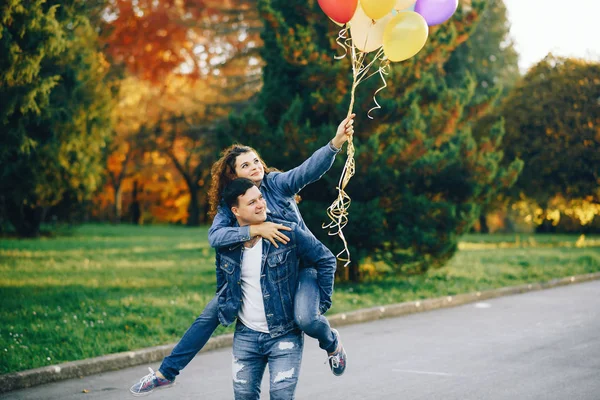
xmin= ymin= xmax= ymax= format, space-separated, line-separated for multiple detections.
xmin=208 ymin=143 xmax=340 ymax=310
xmin=215 ymin=217 xmax=336 ymax=338
xmin=208 ymin=143 xmax=340 ymax=247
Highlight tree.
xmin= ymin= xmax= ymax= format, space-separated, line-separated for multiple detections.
xmin=222 ymin=0 xmax=522 ymax=281
xmin=95 ymin=0 xmax=263 ymax=225
xmin=446 ymin=0 xmax=521 ymax=233
xmin=475 ymin=56 xmax=600 ymax=229
xmin=101 ymin=0 xmax=263 ymax=83
xmin=0 ymin=0 xmax=113 ymax=236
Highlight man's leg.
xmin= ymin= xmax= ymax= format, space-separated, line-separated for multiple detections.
xmin=266 ymin=330 xmax=304 ymax=400
xmin=232 ymin=323 xmax=266 ymax=400
xmin=130 ymin=295 xmax=220 ymax=396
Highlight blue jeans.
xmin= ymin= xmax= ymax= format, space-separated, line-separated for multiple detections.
xmin=158 ymin=295 xmax=220 ymax=381
xmin=295 ymin=268 xmax=338 ymax=353
xmin=158 ymin=268 xmax=336 ymax=380
xmin=232 ymin=322 xmax=303 ymax=400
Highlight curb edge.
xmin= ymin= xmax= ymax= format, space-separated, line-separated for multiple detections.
xmin=2 ymin=272 xmax=600 ymax=393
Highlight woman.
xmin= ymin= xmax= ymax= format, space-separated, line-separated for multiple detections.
xmin=130 ymin=115 xmax=355 ymax=396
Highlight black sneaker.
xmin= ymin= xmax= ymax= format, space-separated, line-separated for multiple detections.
xmin=328 ymin=329 xmax=347 ymax=376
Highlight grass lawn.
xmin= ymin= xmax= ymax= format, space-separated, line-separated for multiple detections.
xmin=1 ymin=224 xmax=599 ymax=374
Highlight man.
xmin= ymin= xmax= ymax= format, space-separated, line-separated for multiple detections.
xmin=130 ymin=178 xmax=340 ymax=398
xmin=217 ymin=178 xmax=338 ymax=399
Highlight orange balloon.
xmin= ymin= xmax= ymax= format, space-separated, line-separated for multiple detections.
xmin=318 ymin=0 xmax=358 ymax=24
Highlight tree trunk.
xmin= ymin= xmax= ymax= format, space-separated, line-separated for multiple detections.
xmin=6 ymin=200 xmax=44 ymax=237
xmin=113 ymin=184 xmax=122 ymax=224
xmin=348 ymin=262 xmax=361 ymax=283
xmin=535 ymin=219 xmax=556 ymax=233
xmin=479 ymin=213 xmax=489 ymax=233
xmin=130 ymin=180 xmax=142 ymax=225
xmin=187 ymin=185 xmax=201 ymax=226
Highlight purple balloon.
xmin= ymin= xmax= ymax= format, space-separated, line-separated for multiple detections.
xmin=414 ymin=0 xmax=458 ymax=26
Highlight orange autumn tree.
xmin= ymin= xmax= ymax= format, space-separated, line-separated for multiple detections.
xmin=97 ymin=0 xmax=262 ymax=224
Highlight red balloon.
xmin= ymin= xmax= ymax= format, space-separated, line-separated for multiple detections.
xmin=318 ymin=0 xmax=359 ymax=24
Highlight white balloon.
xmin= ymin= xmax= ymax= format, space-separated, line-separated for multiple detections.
xmin=395 ymin=0 xmax=416 ymax=10
xmin=350 ymin=5 xmax=393 ymax=53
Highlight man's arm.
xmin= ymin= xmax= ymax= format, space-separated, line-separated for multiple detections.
xmin=294 ymin=228 xmax=337 ymax=314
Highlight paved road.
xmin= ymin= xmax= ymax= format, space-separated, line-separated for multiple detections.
xmin=4 ymin=280 xmax=600 ymax=400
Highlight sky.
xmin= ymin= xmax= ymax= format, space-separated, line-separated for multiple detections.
xmin=503 ymin=0 xmax=600 ymax=71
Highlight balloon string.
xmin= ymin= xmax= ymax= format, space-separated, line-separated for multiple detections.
xmin=326 ymin=31 xmax=390 ymax=266
xmin=334 ymin=26 xmax=350 ymax=60
xmin=325 ymin=43 xmax=360 ymax=267
xmin=367 ymin=59 xmax=390 ymax=119
xmin=356 ymin=48 xmax=384 ymax=84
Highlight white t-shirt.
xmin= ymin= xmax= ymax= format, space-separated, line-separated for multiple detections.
xmin=238 ymin=239 xmax=269 ymax=333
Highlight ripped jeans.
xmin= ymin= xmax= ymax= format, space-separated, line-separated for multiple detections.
xmin=232 ymin=322 xmax=304 ymax=400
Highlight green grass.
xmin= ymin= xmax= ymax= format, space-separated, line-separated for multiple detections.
xmin=1 ymin=225 xmax=599 ymax=374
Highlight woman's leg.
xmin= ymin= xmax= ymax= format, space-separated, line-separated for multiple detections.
xmin=294 ymin=267 xmax=338 ymax=353
xmin=130 ymin=294 xmax=221 ymax=395
xmin=158 ymin=294 xmax=221 ymax=380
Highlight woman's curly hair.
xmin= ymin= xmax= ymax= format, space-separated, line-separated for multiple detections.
xmin=208 ymin=144 xmax=276 ymax=219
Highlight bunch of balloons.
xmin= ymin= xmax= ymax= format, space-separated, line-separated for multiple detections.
xmin=318 ymin=0 xmax=459 ymax=265
xmin=319 ymin=0 xmax=459 ymax=62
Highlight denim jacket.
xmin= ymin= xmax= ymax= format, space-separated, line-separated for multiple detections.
xmin=215 ymin=217 xmax=336 ymax=338
xmin=208 ymin=142 xmax=340 ymax=247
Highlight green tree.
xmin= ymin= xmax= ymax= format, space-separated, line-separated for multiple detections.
xmin=221 ymin=0 xmax=522 ymax=281
xmin=475 ymin=56 xmax=600 ymax=229
xmin=0 ymin=0 xmax=113 ymax=236
xmin=446 ymin=0 xmax=521 ymax=232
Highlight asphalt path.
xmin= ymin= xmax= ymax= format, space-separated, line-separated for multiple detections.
xmin=4 ymin=280 xmax=600 ymax=400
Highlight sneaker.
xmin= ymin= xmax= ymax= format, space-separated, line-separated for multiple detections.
xmin=130 ymin=367 xmax=175 ymax=396
xmin=327 ymin=328 xmax=347 ymax=376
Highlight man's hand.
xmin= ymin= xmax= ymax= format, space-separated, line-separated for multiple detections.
xmin=249 ymin=222 xmax=292 ymax=248
xmin=331 ymin=113 xmax=356 ymax=150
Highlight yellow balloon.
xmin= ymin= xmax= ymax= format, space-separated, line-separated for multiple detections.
xmin=383 ymin=11 xmax=428 ymax=62
xmin=394 ymin=0 xmax=416 ymax=11
xmin=360 ymin=0 xmax=395 ymax=20
xmin=350 ymin=5 xmax=393 ymax=52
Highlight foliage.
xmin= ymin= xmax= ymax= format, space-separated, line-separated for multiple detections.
xmin=445 ymin=0 xmax=521 ymax=233
xmin=95 ymin=0 xmax=264 ymax=225
xmin=446 ymin=0 xmax=520 ymax=105
xmin=475 ymin=56 xmax=600 ymax=228
xmin=0 ymin=0 xmax=114 ymax=236
xmin=222 ymin=0 xmax=522 ymax=279
xmin=101 ymin=0 xmax=263 ymax=83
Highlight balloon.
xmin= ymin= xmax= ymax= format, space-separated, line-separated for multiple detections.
xmin=395 ymin=0 xmax=416 ymax=10
xmin=329 ymin=16 xmax=345 ymax=27
xmin=414 ymin=0 xmax=458 ymax=26
xmin=360 ymin=0 xmax=395 ymax=20
xmin=382 ymin=12 xmax=428 ymax=62
xmin=318 ymin=0 xmax=358 ymax=24
xmin=350 ymin=5 xmax=393 ymax=53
